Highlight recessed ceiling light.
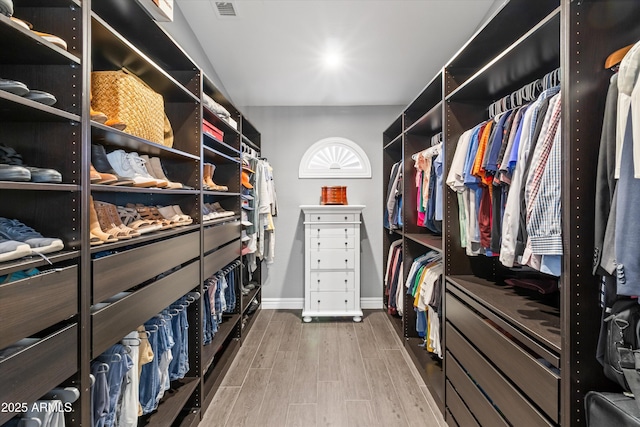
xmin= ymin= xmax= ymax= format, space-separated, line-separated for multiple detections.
xmin=323 ymin=50 xmax=342 ymax=69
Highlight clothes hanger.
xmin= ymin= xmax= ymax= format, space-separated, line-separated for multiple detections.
xmin=43 ymin=387 xmax=80 ymax=404
xmin=605 ymin=44 xmax=634 ymax=69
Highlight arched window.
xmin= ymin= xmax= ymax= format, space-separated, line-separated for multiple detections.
xmin=299 ymin=137 xmax=372 ymax=179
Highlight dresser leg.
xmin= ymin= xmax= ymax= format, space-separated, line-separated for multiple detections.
xmin=303 ymin=316 xmax=312 ymax=323
xmin=353 ymin=316 xmax=362 ymax=323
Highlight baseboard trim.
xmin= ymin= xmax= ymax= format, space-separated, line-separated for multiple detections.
xmin=360 ymin=297 xmax=383 ymax=309
xmin=261 ymin=298 xmax=304 ymax=309
xmin=261 ymin=297 xmax=383 ymax=310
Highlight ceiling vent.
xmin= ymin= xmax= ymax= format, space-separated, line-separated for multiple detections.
xmin=214 ymin=1 xmax=238 ymax=17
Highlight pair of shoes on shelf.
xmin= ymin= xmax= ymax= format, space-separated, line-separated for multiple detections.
xmin=90 ymin=197 xmax=140 ymax=244
xmin=10 ymin=17 xmax=68 ymax=51
xmin=156 ymin=205 xmax=193 ymax=225
xmin=106 ymin=149 xmax=170 ymax=188
xmin=0 ymin=218 xmax=64 ymax=260
xmin=140 ymin=155 xmax=183 ymax=189
xmin=202 ymin=202 xmax=235 ymax=221
xmin=125 ymin=203 xmax=180 ymax=230
xmin=89 ymin=92 xmax=126 ymax=130
xmin=0 ymin=144 xmax=61 ymax=183
xmin=116 ymin=206 xmax=163 ymax=235
xmin=0 ymin=77 xmax=57 ymax=106
xmin=203 ymin=163 xmax=228 ymax=191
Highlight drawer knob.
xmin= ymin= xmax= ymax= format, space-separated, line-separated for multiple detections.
xmin=344 ymin=300 xmax=348 ymax=304
xmin=318 ymin=242 xmax=320 ymax=246
xmin=318 ymin=216 xmax=321 ymax=220
xmin=318 ymin=279 xmax=320 ymax=283
xmin=344 ymin=216 xmax=347 ymax=220
xmin=344 ymin=228 xmax=347 ymax=232
xmin=318 ymin=299 xmax=321 ymax=304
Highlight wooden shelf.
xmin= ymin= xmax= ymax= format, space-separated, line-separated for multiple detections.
xmin=203 ymin=145 xmax=241 ymax=164
xmin=447 ymin=275 xmax=560 ymax=353
xmin=139 ymin=377 xmax=199 ymax=427
xmin=0 ymin=250 xmax=78 ymax=277
xmin=405 ymin=336 xmax=444 ymax=411
xmin=446 ymin=0 xmax=559 ymax=83
xmin=447 ymin=9 xmax=560 ymax=102
xmin=91 ymin=122 xmax=200 ymax=160
xmin=405 ymin=101 xmax=443 ymax=136
xmin=204 ymin=133 xmax=240 ymax=157
xmin=90 ymin=224 xmax=200 ymax=255
xmin=0 ymin=91 xmax=80 ymax=123
xmin=91 ymin=14 xmax=198 ymax=103
xmin=404 ymin=233 xmax=443 ymax=252
xmin=383 ymin=134 xmax=402 ymax=151
xmin=242 ymin=285 xmax=261 ymax=314
xmin=0 ymin=181 xmax=78 ymax=191
xmin=0 ymin=13 xmax=81 ymax=65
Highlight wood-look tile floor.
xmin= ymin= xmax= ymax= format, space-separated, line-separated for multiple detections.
xmin=201 ymin=310 xmax=447 ymax=427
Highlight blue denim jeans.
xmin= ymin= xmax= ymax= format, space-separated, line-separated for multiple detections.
xmin=168 ymin=306 xmax=189 ymax=380
xmin=97 ymin=344 xmax=133 ymax=427
xmin=139 ymin=319 xmax=162 ymax=415
xmin=90 ymin=361 xmax=110 ymax=427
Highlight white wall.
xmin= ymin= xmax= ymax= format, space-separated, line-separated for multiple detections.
xmin=243 ymin=105 xmax=403 ymax=307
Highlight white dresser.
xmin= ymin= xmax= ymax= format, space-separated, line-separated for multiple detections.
xmin=300 ymin=205 xmax=365 ymax=323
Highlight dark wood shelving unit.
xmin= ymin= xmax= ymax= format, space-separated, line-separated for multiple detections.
xmin=404 ymin=233 xmax=443 ymax=252
xmin=242 ymin=286 xmax=261 ymax=314
xmin=381 ymin=1 xmax=640 ymax=424
xmin=0 ymin=1 xmax=263 ymax=425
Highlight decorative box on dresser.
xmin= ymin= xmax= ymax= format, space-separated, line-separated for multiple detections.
xmin=300 ymin=205 xmax=365 ymax=323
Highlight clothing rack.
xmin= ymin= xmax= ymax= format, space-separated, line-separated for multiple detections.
xmin=241 ymin=142 xmax=259 ymax=159
xmin=488 ymin=67 xmax=561 ymax=118
xmin=411 ymin=132 xmax=443 ymax=160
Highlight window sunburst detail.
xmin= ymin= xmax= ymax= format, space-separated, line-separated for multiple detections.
xmin=299 ymin=137 xmax=371 ymax=178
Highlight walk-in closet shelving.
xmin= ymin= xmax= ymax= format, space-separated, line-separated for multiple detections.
xmin=443 ymin=1 xmax=563 ymax=425
xmin=383 ymin=70 xmax=447 ymax=411
xmin=0 ymin=1 xmax=83 ymax=425
xmin=382 ymin=0 xmax=640 ymax=424
xmin=0 ymin=0 xmax=262 ymax=425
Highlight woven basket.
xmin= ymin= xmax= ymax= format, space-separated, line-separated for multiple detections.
xmin=91 ymin=69 xmax=169 ymax=146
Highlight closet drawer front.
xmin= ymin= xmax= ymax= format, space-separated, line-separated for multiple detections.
xmin=204 ymin=220 xmax=241 ymax=253
xmin=308 ymin=225 xmax=355 ymax=238
xmin=310 ymin=251 xmax=355 ymax=270
xmin=93 ymin=230 xmax=200 ymax=304
xmin=92 ymin=261 xmax=200 ymax=358
xmin=307 ymin=213 xmax=355 ymax=223
xmin=310 ymin=237 xmax=355 ymax=249
xmin=309 ymin=291 xmax=355 ymax=312
xmin=446 ymin=381 xmax=479 ymax=427
xmin=446 ymin=323 xmax=552 ymax=427
xmin=447 ymin=293 xmax=559 ymax=421
xmin=0 ymin=265 xmax=77 ymax=349
xmin=203 ymin=240 xmax=240 ymax=278
xmin=0 ymin=324 xmax=77 ymax=425
xmin=447 ymin=350 xmax=508 ymax=427
xmin=309 ymin=271 xmax=355 ymax=291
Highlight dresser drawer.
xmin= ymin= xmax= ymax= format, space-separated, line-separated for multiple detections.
xmin=310 ymin=251 xmax=355 ymax=270
xmin=307 ymin=213 xmax=355 ymax=223
xmin=309 ymin=271 xmax=355 ymax=291
xmin=308 ymin=224 xmax=355 ymax=238
xmin=309 ymin=291 xmax=355 ymax=312
xmin=310 ymin=236 xmax=355 ymax=249
xmin=446 ymin=293 xmax=559 ymax=422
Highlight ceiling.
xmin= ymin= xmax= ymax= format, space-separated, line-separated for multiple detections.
xmin=175 ymin=0 xmax=502 ymax=107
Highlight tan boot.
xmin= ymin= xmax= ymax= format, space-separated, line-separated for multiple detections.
xmin=89 ymin=196 xmax=118 ymax=243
